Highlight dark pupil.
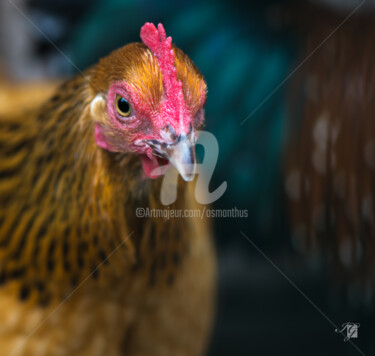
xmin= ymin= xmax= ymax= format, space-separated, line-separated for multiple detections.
xmin=118 ymin=97 xmax=130 ymax=114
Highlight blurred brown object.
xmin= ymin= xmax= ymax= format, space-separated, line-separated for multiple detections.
xmin=285 ymin=4 xmax=375 ymax=302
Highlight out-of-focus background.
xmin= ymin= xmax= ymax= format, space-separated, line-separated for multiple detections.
xmin=1 ymin=0 xmax=375 ymax=354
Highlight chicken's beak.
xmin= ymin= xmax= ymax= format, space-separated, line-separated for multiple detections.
xmin=144 ymin=132 xmax=196 ymax=181
xmin=166 ymin=135 xmax=196 ymax=181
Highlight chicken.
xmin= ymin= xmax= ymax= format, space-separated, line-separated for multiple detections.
xmin=0 ymin=22 xmax=215 ymax=356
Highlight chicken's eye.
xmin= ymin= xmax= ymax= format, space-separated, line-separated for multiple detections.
xmin=115 ymin=95 xmax=131 ymax=117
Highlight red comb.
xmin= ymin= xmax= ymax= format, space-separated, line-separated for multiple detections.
xmin=140 ymin=23 xmax=182 ymax=94
xmin=140 ymin=22 xmax=185 ymax=129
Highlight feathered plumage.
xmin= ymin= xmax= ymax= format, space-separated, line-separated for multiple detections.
xmin=0 ymin=23 xmax=215 ymax=355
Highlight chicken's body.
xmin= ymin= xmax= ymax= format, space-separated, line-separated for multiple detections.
xmin=0 ymin=24 xmax=215 ymax=356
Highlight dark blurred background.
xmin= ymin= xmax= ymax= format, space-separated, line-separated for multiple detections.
xmin=1 ymin=0 xmax=375 ymax=355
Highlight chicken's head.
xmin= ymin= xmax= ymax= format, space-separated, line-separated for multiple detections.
xmin=89 ymin=22 xmax=207 ymax=181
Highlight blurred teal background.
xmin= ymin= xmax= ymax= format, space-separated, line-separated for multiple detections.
xmin=2 ymin=0 xmax=374 ymax=354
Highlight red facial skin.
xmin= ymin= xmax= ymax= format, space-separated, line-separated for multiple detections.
xmin=95 ymin=81 xmax=195 ymax=179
